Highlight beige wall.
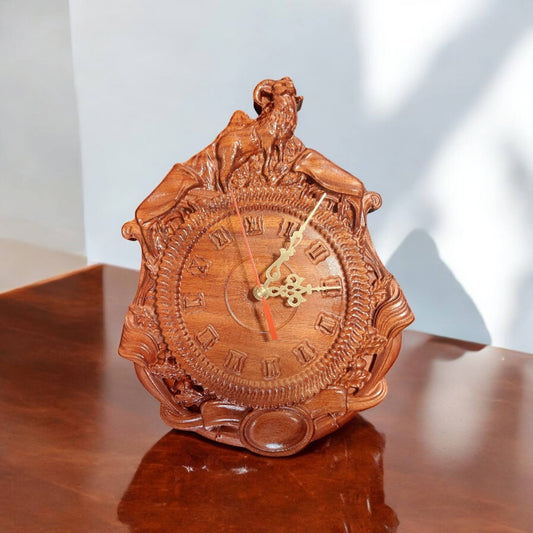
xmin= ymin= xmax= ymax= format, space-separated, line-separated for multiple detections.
xmin=0 ymin=0 xmax=86 ymax=290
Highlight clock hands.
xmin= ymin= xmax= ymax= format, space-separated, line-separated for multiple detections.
xmin=259 ymin=192 xmax=328 ymax=294
xmin=265 ymin=274 xmax=341 ymax=308
xmin=253 ymin=192 xmax=341 ymax=307
xmin=230 ymin=190 xmax=278 ymax=340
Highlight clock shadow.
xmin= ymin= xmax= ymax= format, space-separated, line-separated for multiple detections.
xmin=117 ymin=415 xmax=398 ymax=532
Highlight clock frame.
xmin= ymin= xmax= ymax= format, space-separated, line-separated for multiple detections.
xmin=119 ymin=77 xmax=414 ymax=456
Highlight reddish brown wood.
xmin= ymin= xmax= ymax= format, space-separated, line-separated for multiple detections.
xmin=119 ymin=77 xmax=414 ymax=455
xmin=0 ymin=265 xmax=531 ymax=531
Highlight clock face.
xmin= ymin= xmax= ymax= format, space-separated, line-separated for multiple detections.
xmin=156 ymin=187 xmax=371 ymax=408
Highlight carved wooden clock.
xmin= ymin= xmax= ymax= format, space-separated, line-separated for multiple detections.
xmin=119 ymin=77 xmax=414 ymax=456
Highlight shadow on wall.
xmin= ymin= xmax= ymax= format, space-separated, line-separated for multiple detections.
xmin=357 ymin=1 xmax=533 ymax=350
xmin=386 ymin=229 xmax=491 ymax=345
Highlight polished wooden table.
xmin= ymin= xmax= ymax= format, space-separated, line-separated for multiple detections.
xmin=1 ymin=265 xmax=531 ymax=532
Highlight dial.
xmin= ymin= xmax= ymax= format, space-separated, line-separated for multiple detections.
xmin=156 ymin=187 xmax=371 ymax=408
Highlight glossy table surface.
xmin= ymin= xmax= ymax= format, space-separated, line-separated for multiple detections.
xmin=1 ymin=265 xmax=531 ymax=532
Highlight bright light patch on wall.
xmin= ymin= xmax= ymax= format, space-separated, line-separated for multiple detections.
xmin=424 ymin=32 xmax=533 ymax=349
xmin=356 ymin=0 xmax=487 ymax=116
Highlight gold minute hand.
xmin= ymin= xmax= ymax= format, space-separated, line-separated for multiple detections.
xmin=266 ymin=274 xmax=342 ymax=307
xmin=258 ymin=193 xmax=328 ymax=296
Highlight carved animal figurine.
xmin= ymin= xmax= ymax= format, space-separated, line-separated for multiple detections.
xmin=216 ymin=77 xmax=303 ymax=189
xmin=119 ymin=77 xmax=414 ymax=456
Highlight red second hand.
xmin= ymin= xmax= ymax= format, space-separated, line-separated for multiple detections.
xmin=230 ymin=190 xmax=278 ymax=340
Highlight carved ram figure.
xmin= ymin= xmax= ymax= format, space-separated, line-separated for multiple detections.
xmin=215 ymin=77 xmax=303 ymax=191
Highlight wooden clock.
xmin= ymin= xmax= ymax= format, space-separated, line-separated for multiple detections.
xmin=119 ymin=77 xmax=414 ymax=456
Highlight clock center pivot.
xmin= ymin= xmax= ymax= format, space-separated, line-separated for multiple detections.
xmin=224 ymin=257 xmax=296 ymax=333
xmin=252 ymin=285 xmax=268 ymax=300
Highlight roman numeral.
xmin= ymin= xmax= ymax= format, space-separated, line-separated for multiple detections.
xmin=195 ymin=324 xmax=219 ymax=350
xmin=320 ymin=276 xmax=343 ymax=297
xmin=209 ymin=226 xmax=234 ymax=250
xmin=183 ymin=292 xmax=206 ymax=312
xmin=315 ymin=312 xmax=340 ymax=336
xmin=243 ymin=215 xmax=264 ymax=236
xmin=187 ymin=255 xmax=211 ymax=277
xmin=292 ymin=340 xmax=317 ymax=366
xmin=278 ymin=218 xmax=300 ymax=238
xmin=223 ymin=349 xmax=248 ymax=375
xmin=262 ymin=356 xmax=281 ymax=380
xmin=305 ymin=240 xmax=330 ymax=264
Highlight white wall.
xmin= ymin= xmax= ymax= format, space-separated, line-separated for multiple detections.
xmin=0 ymin=0 xmax=84 ymax=255
xmin=69 ymin=0 xmax=533 ymax=353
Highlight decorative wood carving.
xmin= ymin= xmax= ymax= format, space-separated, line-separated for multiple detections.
xmin=119 ymin=77 xmax=414 ymax=456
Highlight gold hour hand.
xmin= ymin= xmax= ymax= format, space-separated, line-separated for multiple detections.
xmin=262 ymin=192 xmax=327 ymax=291
xmin=261 ymin=247 xmax=292 ymax=291
xmin=266 ymin=274 xmax=342 ymax=308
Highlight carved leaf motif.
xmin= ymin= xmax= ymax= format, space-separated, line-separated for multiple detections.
xmin=339 ymin=358 xmax=372 ymax=394
xmin=363 ymin=327 xmax=388 ymax=356
xmin=374 ymin=279 xmax=414 ymax=339
xmin=118 ymin=307 xmax=163 ymax=366
xmin=163 ymin=378 xmax=207 ymax=408
xmin=370 ymin=274 xmax=394 ymax=309
xmin=131 ymin=304 xmax=159 ymax=332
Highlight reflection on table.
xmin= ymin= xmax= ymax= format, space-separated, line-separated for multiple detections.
xmin=118 ymin=416 xmax=398 ymax=532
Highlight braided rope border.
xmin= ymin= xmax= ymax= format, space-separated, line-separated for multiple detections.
xmin=156 ymin=185 xmax=371 ymax=408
